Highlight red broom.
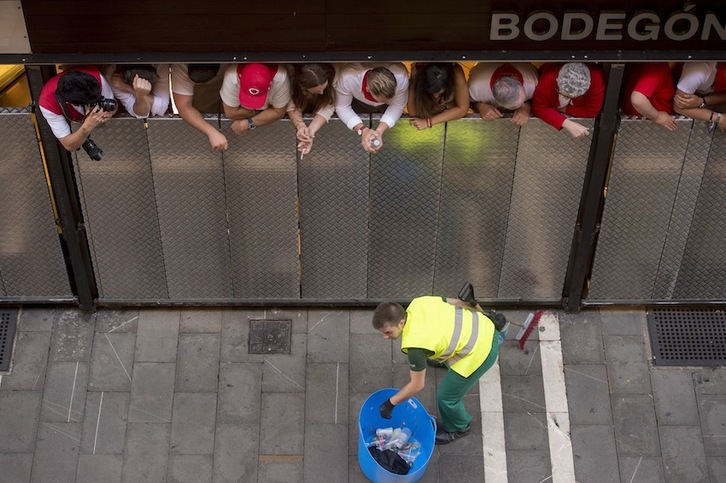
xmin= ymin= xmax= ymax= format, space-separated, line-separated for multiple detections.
xmin=516 ymin=310 xmax=544 ymax=350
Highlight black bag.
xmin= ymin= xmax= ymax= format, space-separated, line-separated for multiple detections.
xmin=368 ymin=447 xmax=411 ymax=475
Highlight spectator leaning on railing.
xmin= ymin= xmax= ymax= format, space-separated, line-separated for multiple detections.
xmin=674 ymin=62 xmax=726 ymax=133
xmin=286 ymin=63 xmax=337 ymax=156
xmin=468 ymin=62 xmax=538 ymax=126
xmin=406 ymin=62 xmax=469 ymax=130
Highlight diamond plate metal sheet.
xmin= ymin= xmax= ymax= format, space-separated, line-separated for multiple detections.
xmin=0 ymin=112 xmax=72 ymax=297
xmin=298 ymin=119 xmax=369 ymax=299
xmin=147 ymin=119 xmax=233 ymax=299
xmin=367 ymin=117 xmax=444 ymax=298
xmin=221 ymin=119 xmax=299 ymax=299
xmin=434 ymin=117 xmax=519 ymax=298
xmin=673 ymin=127 xmax=726 ymax=299
xmin=498 ymin=118 xmax=594 ymax=300
xmin=588 ymin=119 xmax=691 ymax=300
xmin=74 ymin=118 xmax=168 ymax=299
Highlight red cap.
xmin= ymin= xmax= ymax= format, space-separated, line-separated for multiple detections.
xmin=238 ymin=64 xmax=274 ymax=110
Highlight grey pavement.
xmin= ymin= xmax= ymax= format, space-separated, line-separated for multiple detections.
xmin=0 ymin=306 xmax=724 ymax=482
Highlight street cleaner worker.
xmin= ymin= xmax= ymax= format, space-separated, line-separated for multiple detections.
xmin=372 ymin=296 xmax=506 ymax=444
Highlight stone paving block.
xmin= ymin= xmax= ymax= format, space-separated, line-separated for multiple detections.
xmin=693 ymin=367 xmax=726 ymax=394
xmin=391 ymin=337 xmax=407 ymax=364
xmin=49 ymin=309 xmax=95 ymax=361
xmin=564 ymin=364 xmax=612 ymax=425
xmin=348 ymin=391 xmax=368 ymax=456
xmin=0 ymin=331 xmax=50 ymax=390
xmin=604 ymin=335 xmax=652 ymax=394
xmin=0 ymin=452 xmax=32 ymax=483
xmin=170 ymin=392 xmax=217 ymax=455
xmin=651 ymin=368 xmax=700 ymax=425
xmin=175 ymin=333 xmax=220 ymax=392
xmin=349 ymin=458 xmax=370 ymax=482
xmin=167 ymin=454 xmax=213 ymax=483
xmin=350 ymin=308 xmax=376 ymax=334
xmin=88 ymin=332 xmax=135 ymax=392
xmin=304 ymin=423 xmax=348 ymax=483
xmin=260 ymin=392 xmax=304 ymax=455
xmin=559 ymin=310 xmax=605 ymax=364
xmin=18 ymin=307 xmax=58 ymax=331
xmin=32 ymin=422 xmax=81 ymax=483
xmin=504 ymin=412 xmax=549 ymax=452
xmin=76 ymin=454 xmax=123 ymax=483
xmin=307 ymin=309 xmax=349 ymax=363
xmin=708 ymin=457 xmax=726 ymax=483
xmin=80 ymin=391 xmax=129 ymax=455
xmin=600 ymin=309 xmax=647 ymax=335
xmin=697 ymin=394 xmax=726 ymax=456
xmin=0 ymin=391 xmax=41 ymax=452
xmin=267 ymin=307 xmax=308 ymax=334
xmin=219 ymin=309 xmax=265 ymax=363
xmin=501 ymin=375 xmax=546 ymax=413
xmin=258 ymin=456 xmax=303 ymax=483
xmin=40 ymin=361 xmax=88 ymax=422
xmin=612 ymin=394 xmax=660 ymax=456
xmin=180 ymin=309 xmax=223 ymax=332
xmin=128 ymin=362 xmax=175 ymax=423
xmin=506 ymin=450 xmax=552 ymax=483
xmin=305 ymin=363 xmax=348 ymax=424
xmin=262 ymin=334 xmax=306 ymax=393
xmin=571 ymin=425 xmax=619 ymax=483
xmin=618 ymin=456 xmax=665 ymax=483
xmin=214 ymin=423 xmax=259 ymax=483
xmin=134 ymin=309 xmax=180 ymax=362
xmin=498 ymin=341 xmax=542 ymax=376
xmin=217 ymin=362 xmax=262 ymax=424
xmin=121 ymin=422 xmax=170 ymax=483
xmin=94 ymin=309 xmax=139 ymax=333
xmin=659 ymin=425 xmax=709 ymax=483
xmin=350 ymin=334 xmax=391 ymax=393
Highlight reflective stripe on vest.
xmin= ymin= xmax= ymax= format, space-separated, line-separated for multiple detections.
xmin=444 ymin=311 xmax=480 ymax=365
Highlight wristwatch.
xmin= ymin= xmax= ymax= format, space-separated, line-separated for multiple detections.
xmin=247 ymin=117 xmax=256 ymax=130
xmin=357 ymin=126 xmax=366 ymax=136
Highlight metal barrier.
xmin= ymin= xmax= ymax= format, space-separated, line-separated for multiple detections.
xmin=0 ymin=108 xmax=73 ymax=300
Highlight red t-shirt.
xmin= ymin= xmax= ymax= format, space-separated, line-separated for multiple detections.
xmin=620 ymin=63 xmax=675 ymax=116
xmin=39 ymin=67 xmax=103 ymax=122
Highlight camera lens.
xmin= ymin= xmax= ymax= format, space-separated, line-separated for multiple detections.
xmin=81 ymin=138 xmax=104 ymax=161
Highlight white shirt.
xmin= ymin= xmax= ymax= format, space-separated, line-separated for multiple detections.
xmin=39 ymin=75 xmax=115 ymax=139
xmin=219 ymin=64 xmax=291 ymax=110
xmin=468 ymin=62 xmax=538 ymax=107
xmin=334 ymin=63 xmax=409 ymax=130
xmin=111 ymin=64 xmax=171 ymax=118
xmin=677 ymin=62 xmax=718 ymax=95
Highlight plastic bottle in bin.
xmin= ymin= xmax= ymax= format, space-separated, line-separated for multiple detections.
xmin=383 ymin=427 xmax=412 ymax=450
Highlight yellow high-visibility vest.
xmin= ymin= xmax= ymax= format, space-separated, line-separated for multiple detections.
xmin=401 ymin=296 xmax=495 ymax=377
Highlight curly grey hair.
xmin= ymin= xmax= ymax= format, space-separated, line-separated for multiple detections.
xmin=556 ymin=63 xmax=591 ymax=98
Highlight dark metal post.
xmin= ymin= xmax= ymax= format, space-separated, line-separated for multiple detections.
xmin=562 ymin=63 xmax=625 ymax=313
xmin=25 ymin=65 xmax=98 ymax=310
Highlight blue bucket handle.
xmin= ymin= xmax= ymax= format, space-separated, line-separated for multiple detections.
xmin=429 ymin=414 xmax=437 ymax=434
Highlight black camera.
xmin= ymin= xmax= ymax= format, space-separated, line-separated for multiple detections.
xmin=92 ymin=97 xmax=117 ymax=112
xmin=81 ymin=138 xmax=104 ymax=161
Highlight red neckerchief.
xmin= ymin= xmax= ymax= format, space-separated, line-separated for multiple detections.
xmin=361 ymin=71 xmax=378 ymax=103
xmin=489 ymin=64 xmax=524 ymax=90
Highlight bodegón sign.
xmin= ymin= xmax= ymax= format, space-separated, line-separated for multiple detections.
xmin=489 ymin=5 xmax=725 ymax=48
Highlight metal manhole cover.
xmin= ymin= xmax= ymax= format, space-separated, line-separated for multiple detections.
xmin=0 ymin=308 xmax=19 ymax=372
xmin=248 ymin=319 xmax=292 ymax=354
xmin=647 ymin=308 xmax=726 ymax=366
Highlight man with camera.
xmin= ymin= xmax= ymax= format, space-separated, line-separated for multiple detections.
xmin=38 ymin=66 xmax=118 ymax=154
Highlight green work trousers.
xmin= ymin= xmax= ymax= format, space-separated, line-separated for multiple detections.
xmin=437 ymin=334 xmax=501 ymax=432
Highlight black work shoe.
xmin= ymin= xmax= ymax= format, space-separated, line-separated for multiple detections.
xmin=435 ymin=423 xmax=471 ymax=445
xmin=426 ymin=359 xmax=447 ymax=369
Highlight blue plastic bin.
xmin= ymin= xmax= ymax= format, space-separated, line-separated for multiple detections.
xmin=358 ymin=388 xmax=437 ymax=483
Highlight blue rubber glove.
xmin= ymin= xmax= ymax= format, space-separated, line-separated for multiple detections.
xmin=379 ymin=398 xmax=395 ymax=419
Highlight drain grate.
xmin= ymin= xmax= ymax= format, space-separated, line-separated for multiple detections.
xmin=248 ymin=319 xmax=292 ymax=354
xmin=1 ymin=308 xmax=19 ymax=372
xmin=647 ymin=308 xmax=726 ymax=366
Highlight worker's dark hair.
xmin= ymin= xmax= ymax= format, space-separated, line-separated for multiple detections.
xmin=187 ymin=64 xmax=220 ymax=84
xmin=372 ymin=302 xmax=406 ymax=330
xmin=120 ymin=64 xmax=159 ymax=86
xmin=55 ymin=70 xmax=102 ymax=105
